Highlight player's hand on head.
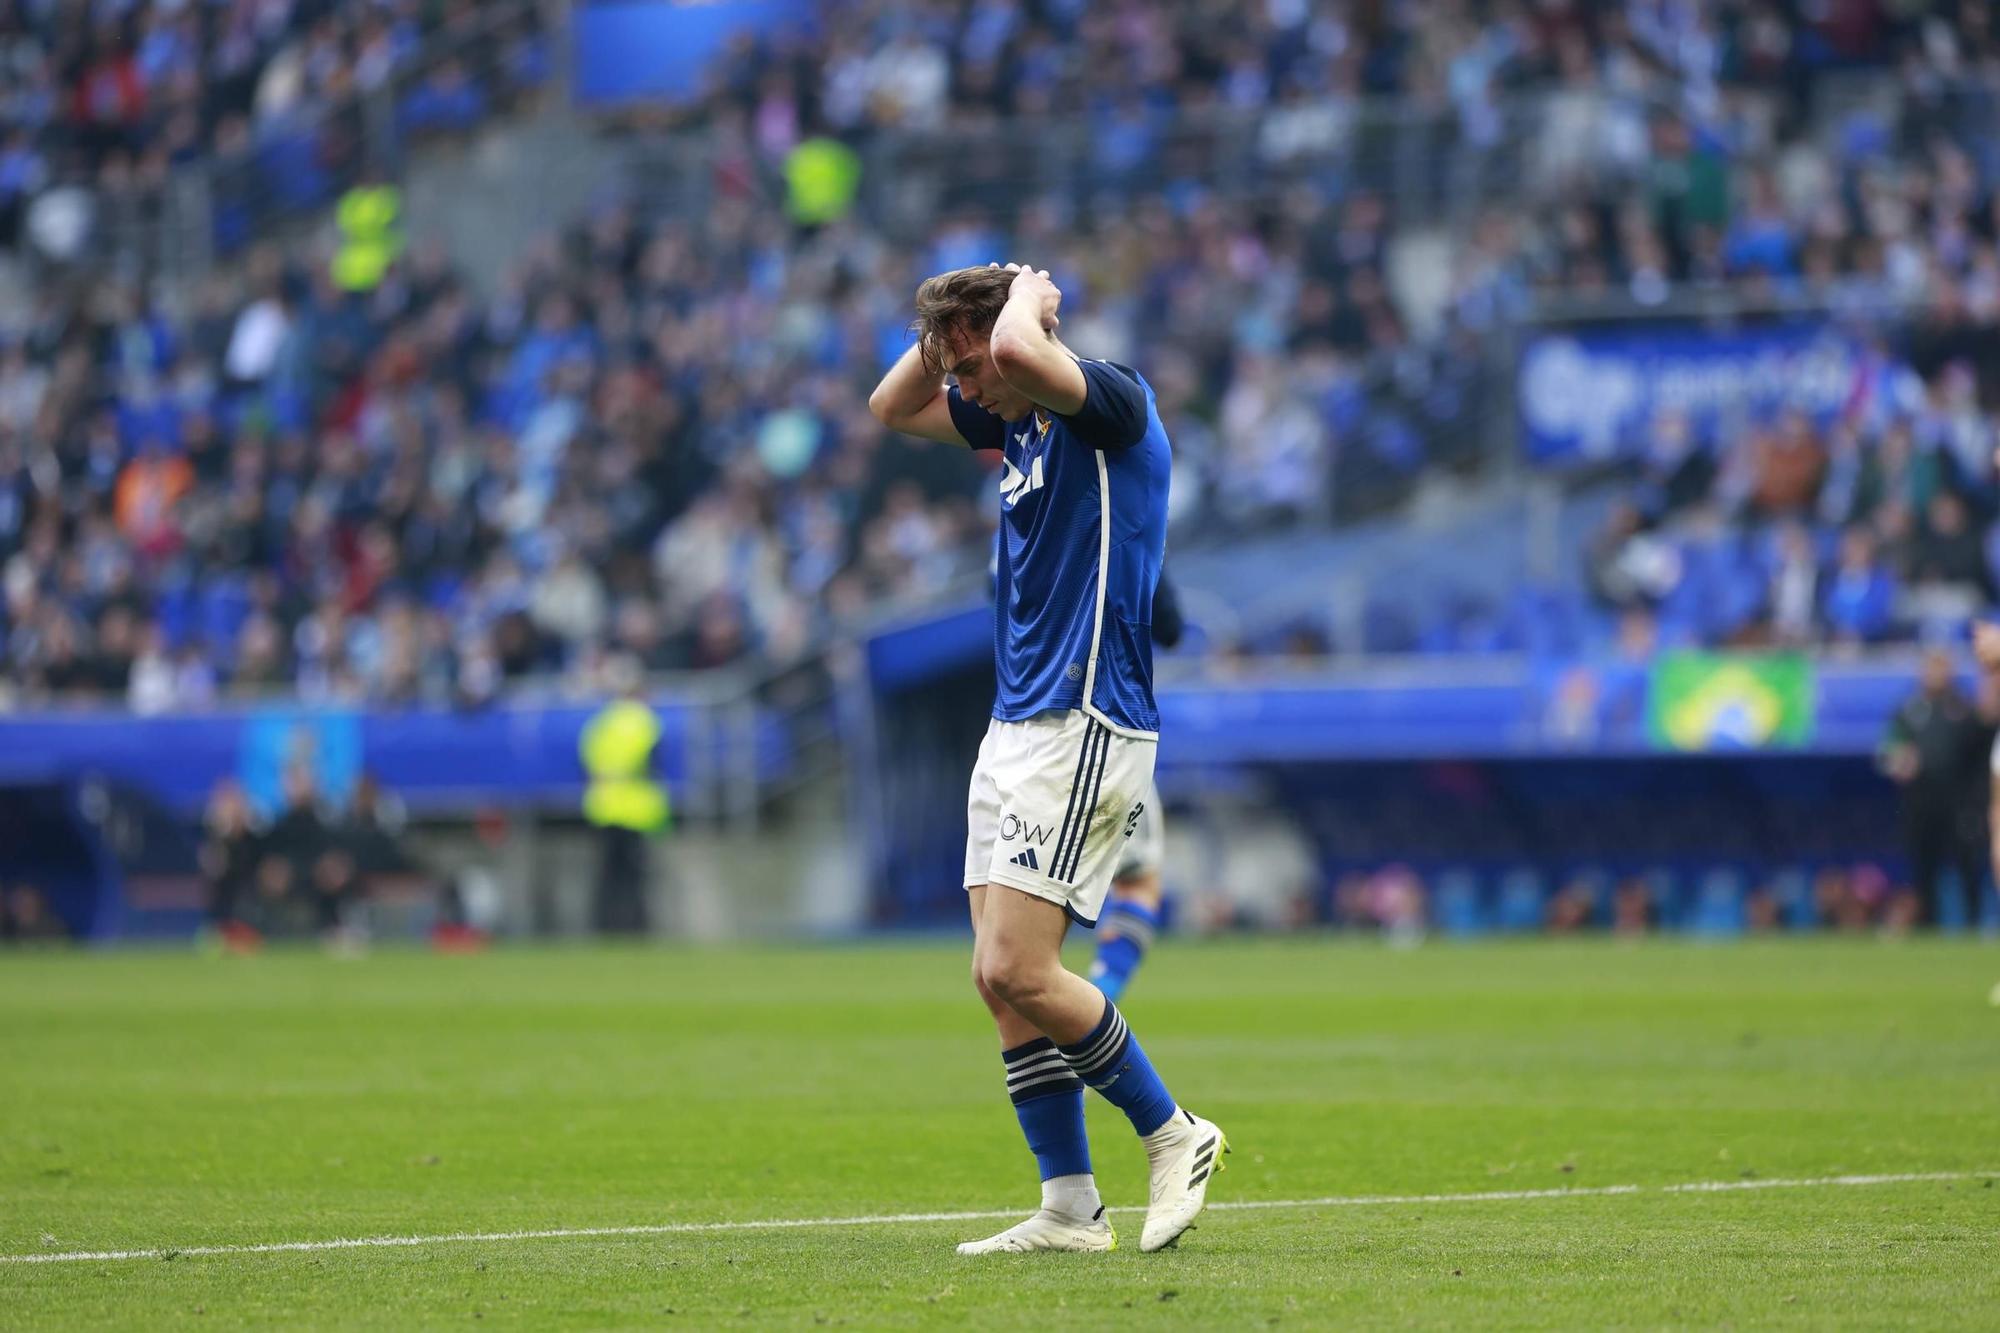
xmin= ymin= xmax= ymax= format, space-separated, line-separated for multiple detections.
xmin=1003 ymin=263 xmax=1061 ymax=332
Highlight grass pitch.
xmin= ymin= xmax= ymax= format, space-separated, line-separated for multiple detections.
xmin=3 ymin=936 xmax=1998 ymax=1329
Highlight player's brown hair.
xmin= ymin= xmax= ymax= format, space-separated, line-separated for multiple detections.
xmin=911 ymin=267 xmax=1015 ymax=375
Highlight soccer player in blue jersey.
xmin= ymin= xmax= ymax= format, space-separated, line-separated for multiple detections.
xmin=870 ymin=263 xmax=1226 ymax=1255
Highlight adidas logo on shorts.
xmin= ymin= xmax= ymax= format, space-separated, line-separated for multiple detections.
xmin=1009 ymin=848 xmax=1040 ymax=871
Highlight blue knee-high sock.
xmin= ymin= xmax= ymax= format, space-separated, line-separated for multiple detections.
xmin=1003 ymin=1037 xmax=1092 ymax=1180
xmin=1058 ymin=999 xmax=1177 ymax=1136
xmin=1089 ymin=900 xmax=1160 ymax=1001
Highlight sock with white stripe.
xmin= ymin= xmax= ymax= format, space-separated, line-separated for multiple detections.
xmin=1057 ymin=998 xmax=1178 ymax=1137
xmin=1089 ymin=900 xmax=1159 ymax=1001
xmin=1002 ymin=1037 xmax=1095 ymax=1194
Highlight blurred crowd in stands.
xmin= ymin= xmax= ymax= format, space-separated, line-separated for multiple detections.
xmin=3 ymin=1 xmax=2000 ymax=704
xmin=0 ymin=212 xmax=1001 ymax=707
xmin=0 ymin=0 xmax=547 ymax=262
xmin=1583 ymin=376 xmax=2000 ymax=656
xmin=667 ymin=0 xmax=1988 ymax=141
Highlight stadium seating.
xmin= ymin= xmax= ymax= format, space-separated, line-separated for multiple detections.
xmin=2 ymin=1 xmax=1998 ymax=715
xmin=1 ymin=0 xmax=549 ymax=262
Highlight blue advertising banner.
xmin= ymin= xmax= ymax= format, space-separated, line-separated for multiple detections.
xmin=0 ymin=698 xmax=793 ymax=817
xmin=856 ymin=597 xmax=1925 ymax=763
xmin=573 ymin=0 xmax=814 ymax=106
xmin=1518 ymin=323 xmax=1865 ymax=465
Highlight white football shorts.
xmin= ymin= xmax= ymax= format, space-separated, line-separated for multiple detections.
xmin=1113 ymin=779 xmax=1164 ymax=883
xmin=964 ymin=710 xmax=1157 ymax=927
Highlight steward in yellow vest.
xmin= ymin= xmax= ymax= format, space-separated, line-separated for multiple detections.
xmin=581 ymin=698 xmax=669 ymax=834
xmin=332 ymin=179 xmax=403 ymax=293
xmin=579 ymin=666 xmax=668 ymax=934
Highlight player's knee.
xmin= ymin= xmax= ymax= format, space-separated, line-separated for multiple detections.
xmin=970 ymin=954 xmax=1007 ymax=1013
xmin=978 ymin=947 xmax=1052 ymax=1010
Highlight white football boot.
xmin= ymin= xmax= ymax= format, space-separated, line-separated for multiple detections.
xmin=1139 ymin=1109 xmax=1228 ymax=1252
xmin=955 ymin=1206 xmax=1116 ymax=1255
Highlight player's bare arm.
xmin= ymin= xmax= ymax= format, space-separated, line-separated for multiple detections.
xmin=988 ymin=263 xmax=1088 ymax=415
xmin=867 ymin=339 xmax=965 ymax=444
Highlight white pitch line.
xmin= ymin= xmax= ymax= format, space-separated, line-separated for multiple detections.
xmin=2 ymin=1170 xmax=1986 ymax=1267
xmin=1659 ymin=1171 xmax=1979 ymax=1194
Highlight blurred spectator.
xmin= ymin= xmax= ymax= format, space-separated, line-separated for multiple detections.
xmin=336 ymin=770 xmax=435 ymax=913
xmin=1635 ymin=411 xmax=1714 ymax=521
xmin=1333 ymin=864 xmax=1426 ymax=943
xmin=200 ymin=776 xmax=262 ymax=936
xmin=1545 ymin=874 xmax=1597 ymax=933
xmin=114 ymin=438 xmax=192 ymax=556
xmin=1878 ymin=648 xmax=1992 ymax=928
xmin=1824 ymin=527 xmax=1898 ymax=647
xmin=1766 ymin=523 xmax=1821 ymax=646
xmin=0 ymin=883 xmax=69 ymax=944
xmin=259 ymin=762 xmax=357 ymax=937
xmin=1812 ymin=863 xmax=1898 ymax=933
xmin=340 ymin=772 xmax=408 ymax=878
xmin=1587 ymin=500 xmax=1681 ymax=612
xmin=1907 ymin=490 xmax=1999 ymax=610
xmin=1747 ymin=411 xmax=1827 ymax=521
xmin=1611 ymin=876 xmax=1655 ymax=936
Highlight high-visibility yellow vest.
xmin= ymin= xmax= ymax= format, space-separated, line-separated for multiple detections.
xmin=784 ymin=137 xmax=860 ymax=225
xmin=580 ymin=700 xmax=669 ymax=832
xmin=333 ymin=184 xmax=404 ymax=293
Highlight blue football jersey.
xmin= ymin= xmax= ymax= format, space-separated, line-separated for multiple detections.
xmin=948 ymin=359 xmax=1170 ymax=736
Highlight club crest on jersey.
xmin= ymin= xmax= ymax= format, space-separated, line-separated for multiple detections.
xmin=1000 ymin=439 xmax=1045 ymax=509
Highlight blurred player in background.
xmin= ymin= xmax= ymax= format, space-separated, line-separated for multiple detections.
xmin=870 ymin=263 xmax=1227 ymax=1255
xmin=1090 ymin=569 xmax=1183 ymax=1001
